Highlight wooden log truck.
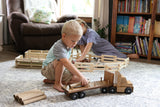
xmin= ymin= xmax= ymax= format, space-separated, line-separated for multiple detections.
xmin=62 ymin=71 xmax=133 ymax=100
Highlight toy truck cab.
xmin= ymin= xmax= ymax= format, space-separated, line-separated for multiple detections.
xmin=113 ymin=71 xmax=134 ymax=94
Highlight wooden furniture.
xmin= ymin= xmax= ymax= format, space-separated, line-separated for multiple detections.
xmin=111 ymin=0 xmax=159 ymax=60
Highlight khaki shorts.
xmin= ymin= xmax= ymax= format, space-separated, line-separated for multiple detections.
xmin=41 ymin=62 xmax=73 ymax=83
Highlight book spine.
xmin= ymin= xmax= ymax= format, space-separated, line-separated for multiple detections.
xmin=128 ymin=16 xmax=135 ymax=33
xmin=143 ymin=39 xmax=148 ymax=55
xmin=136 ymin=36 xmax=142 ymax=54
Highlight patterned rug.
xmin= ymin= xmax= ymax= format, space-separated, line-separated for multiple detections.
xmin=0 ymin=59 xmax=160 ymax=107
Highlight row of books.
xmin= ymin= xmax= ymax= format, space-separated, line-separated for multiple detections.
xmin=116 ymin=15 xmax=151 ymax=34
xmin=133 ymin=36 xmax=148 ymax=55
xmin=157 ymin=0 xmax=160 ymax=13
xmin=118 ymin=0 xmax=152 ymax=13
xmin=152 ymin=38 xmax=160 ymax=56
xmin=115 ymin=42 xmax=133 ymax=53
xmin=133 ymin=37 xmax=160 ymax=56
xmin=115 ymin=37 xmax=160 ymax=57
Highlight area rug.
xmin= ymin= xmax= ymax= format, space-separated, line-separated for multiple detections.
xmin=0 ymin=59 xmax=160 ymax=107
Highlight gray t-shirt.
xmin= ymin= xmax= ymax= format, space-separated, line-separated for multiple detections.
xmin=78 ymin=28 xmax=127 ymax=58
xmin=42 ymin=39 xmax=71 ymax=68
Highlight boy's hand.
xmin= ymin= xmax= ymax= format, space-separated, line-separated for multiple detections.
xmin=71 ymin=60 xmax=75 ymax=64
xmin=75 ymin=58 xmax=82 ymax=62
xmin=80 ymin=76 xmax=88 ymax=86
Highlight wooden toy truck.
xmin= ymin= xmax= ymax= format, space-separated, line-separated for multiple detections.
xmin=62 ymin=71 xmax=133 ymax=100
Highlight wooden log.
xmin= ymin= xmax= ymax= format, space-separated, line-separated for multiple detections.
xmin=14 ymin=89 xmax=44 ymax=101
xmin=13 ymin=89 xmax=46 ymax=105
xmin=22 ymin=94 xmax=46 ymax=105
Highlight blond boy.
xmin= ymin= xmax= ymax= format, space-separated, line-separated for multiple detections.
xmin=41 ymin=20 xmax=88 ymax=92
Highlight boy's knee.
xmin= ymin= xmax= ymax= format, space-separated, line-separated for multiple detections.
xmin=71 ymin=75 xmax=81 ymax=82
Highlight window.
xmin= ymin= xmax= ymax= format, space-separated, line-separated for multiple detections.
xmin=58 ymin=0 xmax=94 ymax=17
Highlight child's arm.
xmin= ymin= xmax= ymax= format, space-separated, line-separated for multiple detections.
xmin=76 ymin=42 xmax=93 ymax=62
xmin=60 ymin=58 xmax=88 ymax=86
xmin=79 ymin=45 xmax=85 ymax=53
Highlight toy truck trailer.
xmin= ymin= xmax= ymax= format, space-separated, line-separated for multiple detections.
xmin=62 ymin=71 xmax=133 ymax=100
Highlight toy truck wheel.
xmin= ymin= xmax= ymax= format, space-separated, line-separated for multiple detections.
xmin=109 ymin=87 xmax=116 ymax=93
xmin=78 ymin=91 xmax=85 ymax=98
xmin=69 ymin=93 xmax=79 ymax=100
xmin=101 ymin=87 xmax=108 ymax=93
xmin=125 ymin=87 xmax=132 ymax=94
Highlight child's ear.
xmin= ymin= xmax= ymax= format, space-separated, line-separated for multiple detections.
xmin=80 ymin=23 xmax=84 ymax=27
xmin=62 ymin=33 xmax=66 ymax=38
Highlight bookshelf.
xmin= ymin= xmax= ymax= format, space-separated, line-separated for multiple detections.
xmin=111 ymin=0 xmax=160 ymax=60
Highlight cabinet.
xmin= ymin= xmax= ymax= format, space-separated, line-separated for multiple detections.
xmin=111 ymin=0 xmax=160 ymax=60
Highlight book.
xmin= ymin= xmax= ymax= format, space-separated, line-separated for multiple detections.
xmin=116 ymin=15 xmax=124 ymax=32
xmin=134 ymin=16 xmax=142 ymax=34
xmin=135 ymin=36 xmax=142 ymax=54
xmin=154 ymin=38 xmax=160 ymax=56
xmin=140 ymin=38 xmax=145 ymax=55
xmin=128 ymin=16 xmax=135 ymax=33
xmin=141 ymin=18 xmax=146 ymax=34
xmin=143 ymin=39 xmax=148 ymax=55
xmin=154 ymin=20 xmax=160 ymax=35
xmin=115 ymin=42 xmax=133 ymax=53
xmin=145 ymin=20 xmax=148 ymax=34
xmin=146 ymin=19 xmax=151 ymax=34
xmin=152 ymin=41 xmax=157 ymax=56
xmin=115 ymin=42 xmax=132 ymax=46
xmin=123 ymin=16 xmax=129 ymax=32
xmin=144 ymin=37 xmax=149 ymax=52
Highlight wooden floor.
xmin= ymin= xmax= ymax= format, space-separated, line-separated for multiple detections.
xmin=0 ymin=45 xmax=19 ymax=62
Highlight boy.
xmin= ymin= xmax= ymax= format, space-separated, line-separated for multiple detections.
xmin=41 ymin=20 xmax=88 ymax=92
xmin=75 ymin=18 xmax=139 ymax=62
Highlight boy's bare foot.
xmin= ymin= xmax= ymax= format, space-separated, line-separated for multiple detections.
xmin=43 ymin=79 xmax=67 ymax=85
xmin=43 ymin=79 xmax=55 ymax=84
xmin=127 ymin=54 xmax=139 ymax=59
xmin=53 ymin=84 xmax=64 ymax=92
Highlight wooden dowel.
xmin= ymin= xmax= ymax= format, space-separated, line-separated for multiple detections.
xmin=14 ymin=89 xmax=44 ymax=101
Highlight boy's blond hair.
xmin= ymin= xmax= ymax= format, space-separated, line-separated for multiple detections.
xmin=62 ymin=20 xmax=83 ymax=36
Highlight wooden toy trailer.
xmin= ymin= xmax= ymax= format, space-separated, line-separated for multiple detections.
xmin=15 ymin=50 xmax=48 ymax=68
xmin=62 ymin=71 xmax=133 ymax=100
xmin=72 ymin=53 xmax=129 ymax=72
xmin=74 ymin=59 xmax=129 ymax=72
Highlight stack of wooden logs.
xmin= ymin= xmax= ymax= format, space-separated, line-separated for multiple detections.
xmin=13 ymin=89 xmax=46 ymax=105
